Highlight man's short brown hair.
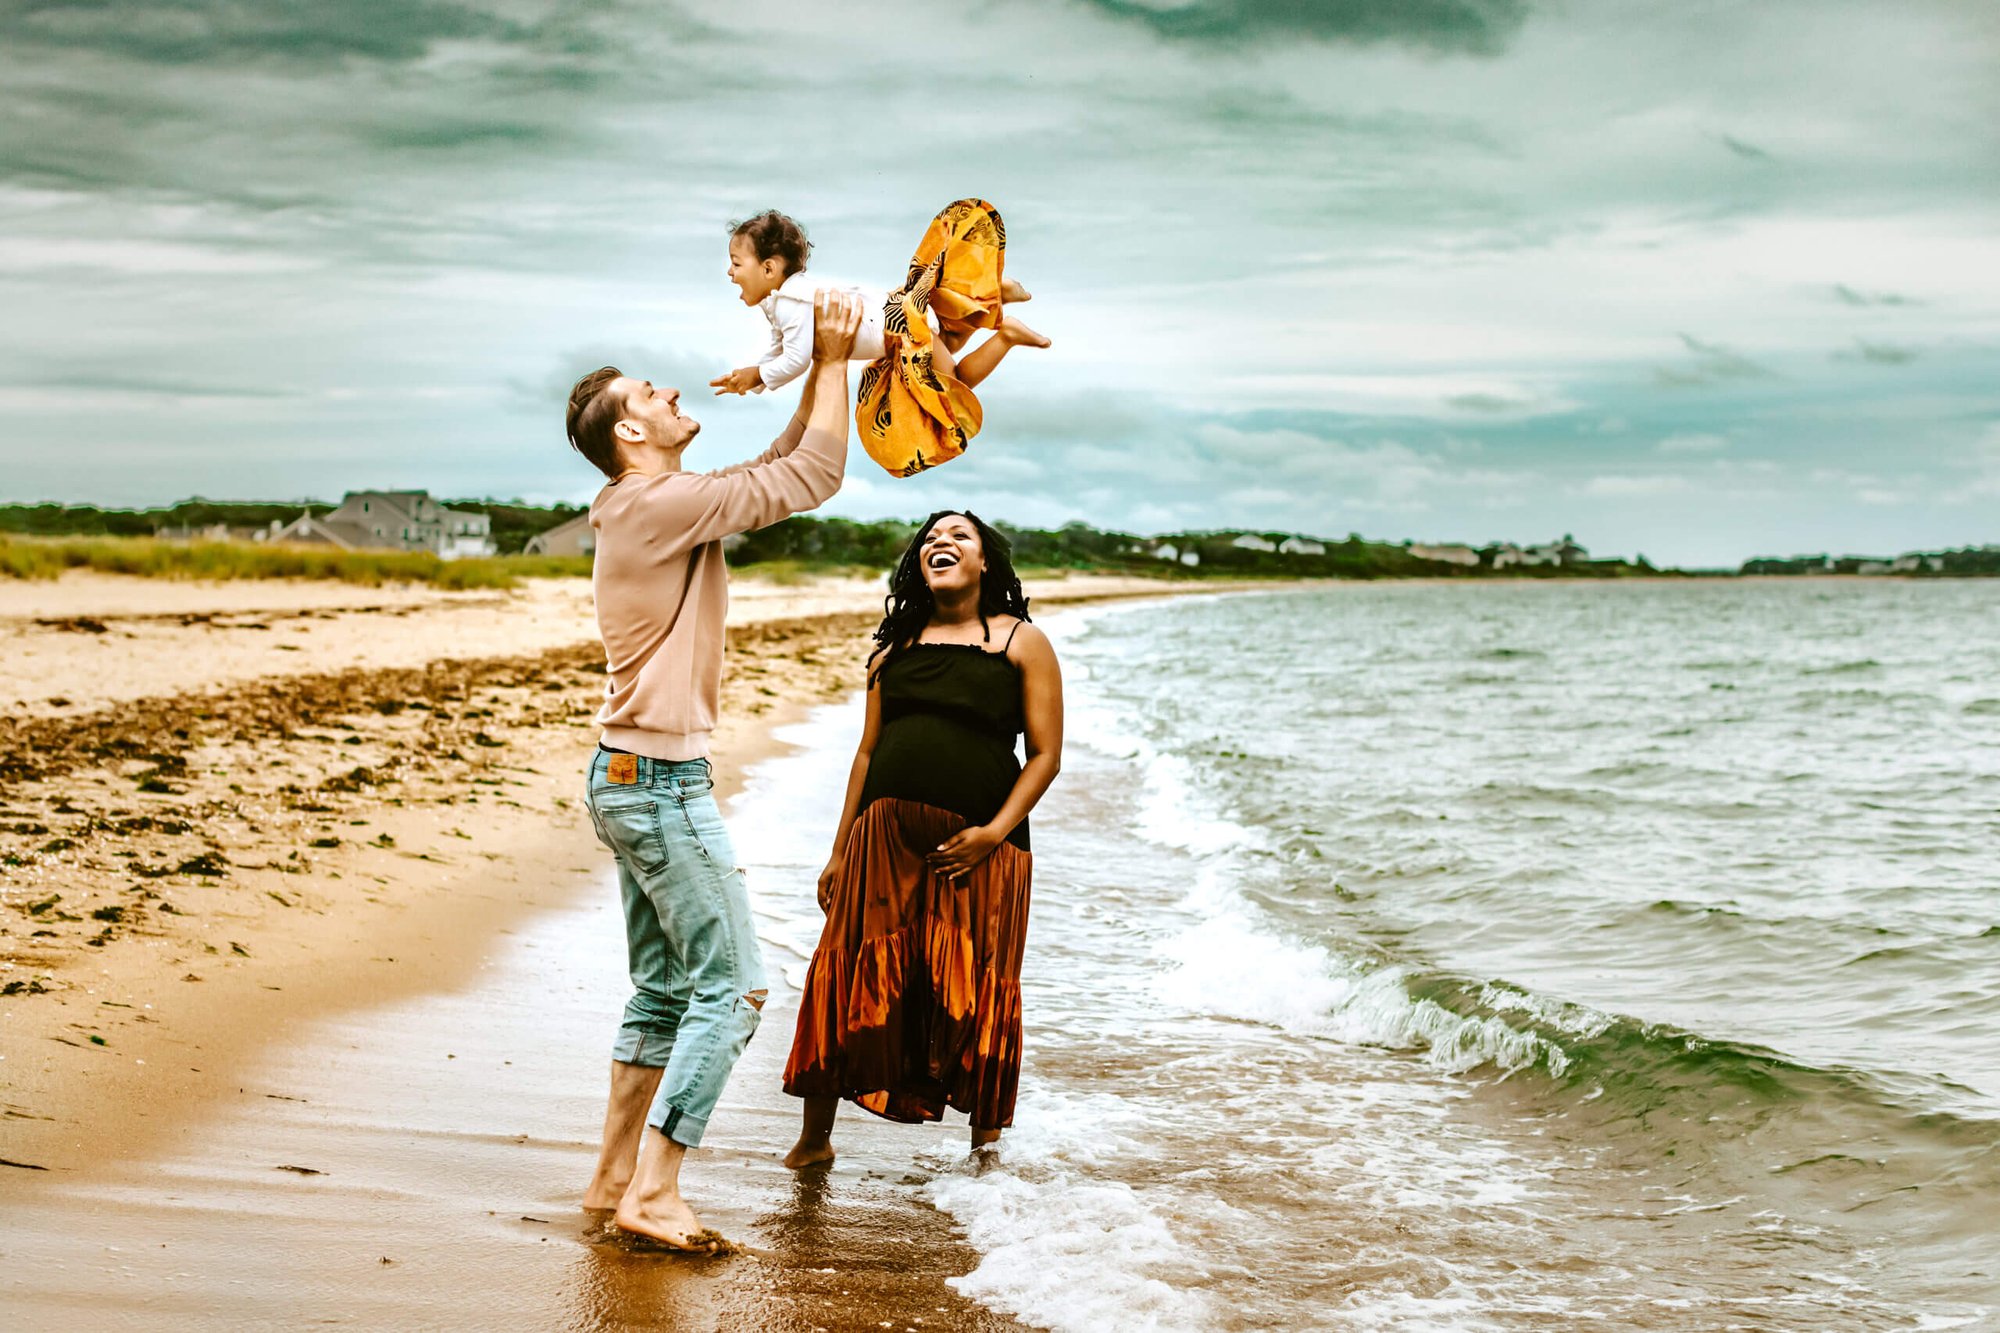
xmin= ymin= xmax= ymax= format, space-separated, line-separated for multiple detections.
xmin=566 ymin=366 xmax=626 ymax=479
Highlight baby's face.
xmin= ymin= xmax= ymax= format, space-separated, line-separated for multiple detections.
xmin=727 ymin=236 xmax=786 ymax=306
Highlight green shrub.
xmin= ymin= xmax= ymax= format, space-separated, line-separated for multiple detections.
xmin=0 ymin=536 xmax=595 ymax=588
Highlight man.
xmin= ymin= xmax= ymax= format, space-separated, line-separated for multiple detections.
xmin=564 ymin=290 xmax=862 ymax=1248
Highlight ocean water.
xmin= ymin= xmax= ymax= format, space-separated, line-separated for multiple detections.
xmin=737 ymin=581 xmax=2000 ymax=1331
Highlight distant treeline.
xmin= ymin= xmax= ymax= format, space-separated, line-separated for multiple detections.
xmin=730 ymin=517 xmax=1654 ymax=579
xmin=0 ymin=499 xmax=579 ymax=556
xmin=1741 ymin=548 xmax=2000 ymax=577
xmin=0 ymin=500 xmax=1672 ymax=578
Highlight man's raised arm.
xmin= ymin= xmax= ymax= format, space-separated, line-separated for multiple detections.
xmin=710 ymin=342 xmax=825 ymax=479
xmin=667 ymin=290 xmax=862 ymax=544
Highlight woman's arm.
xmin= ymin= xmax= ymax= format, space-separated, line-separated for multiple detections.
xmin=928 ymin=623 xmax=1063 ymax=879
xmin=817 ymin=671 xmax=883 ymax=910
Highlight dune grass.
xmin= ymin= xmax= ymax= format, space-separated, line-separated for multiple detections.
xmin=0 ymin=535 xmax=592 ymax=589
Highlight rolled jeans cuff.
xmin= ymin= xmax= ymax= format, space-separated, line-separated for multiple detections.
xmin=649 ymin=1102 xmax=710 ymax=1149
xmin=612 ymin=1029 xmax=676 ymax=1068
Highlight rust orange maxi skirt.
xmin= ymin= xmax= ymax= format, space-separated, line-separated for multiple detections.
xmin=854 ymin=199 xmax=1008 ymax=478
xmin=783 ymin=798 xmax=1032 ymax=1130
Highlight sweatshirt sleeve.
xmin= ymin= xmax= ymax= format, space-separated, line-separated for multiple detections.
xmin=756 ymin=293 xmax=814 ymax=393
xmin=708 ymin=411 xmax=809 ymax=479
xmin=629 ymin=424 xmax=846 ymax=548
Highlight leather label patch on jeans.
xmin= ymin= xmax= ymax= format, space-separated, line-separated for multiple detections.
xmin=607 ymin=754 xmax=639 ymax=785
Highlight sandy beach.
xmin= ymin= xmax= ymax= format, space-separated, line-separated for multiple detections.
xmin=0 ymin=567 xmax=1265 ymax=1329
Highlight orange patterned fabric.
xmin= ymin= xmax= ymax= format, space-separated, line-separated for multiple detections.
xmin=783 ymin=797 xmax=1031 ymax=1129
xmin=854 ymin=199 xmax=1007 ymax=478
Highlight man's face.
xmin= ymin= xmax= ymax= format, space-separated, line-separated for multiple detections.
xmin=610 ymin=377 xmax=700 ymax=454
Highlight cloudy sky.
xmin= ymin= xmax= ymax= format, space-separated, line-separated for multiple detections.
xmin=2 ymin=0 xmax=1995 ymax=564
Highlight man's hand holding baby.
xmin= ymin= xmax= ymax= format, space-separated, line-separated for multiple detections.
xmin=812 ymin=289 xmax=861 ymax=363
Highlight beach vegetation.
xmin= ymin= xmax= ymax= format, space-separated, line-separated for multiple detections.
xmin=0 ymin=535 xmax=589 ymax=588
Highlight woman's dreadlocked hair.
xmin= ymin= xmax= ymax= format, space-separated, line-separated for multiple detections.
xmin=869 ymin=510 xmax=1031 ymax=684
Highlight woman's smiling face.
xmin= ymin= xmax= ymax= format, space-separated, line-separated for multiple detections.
xmin=919 ymin=514 xmax=985 ymax=594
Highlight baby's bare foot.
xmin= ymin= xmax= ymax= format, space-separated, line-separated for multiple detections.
xmin=783 ymin=1139 xmax=836 ymax=1170
xmin=1000 ymin=316 xmax=1051 ymax=349
xmin=1001 ymin=278 xmax=1032 ymax=304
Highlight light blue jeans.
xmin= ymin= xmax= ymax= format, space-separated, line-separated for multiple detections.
xmin=584 ymin=751 xmax=766 ymax=1148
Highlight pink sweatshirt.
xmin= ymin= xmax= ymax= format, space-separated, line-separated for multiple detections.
xmin=589 ymin=415 xmax=844 ymax=760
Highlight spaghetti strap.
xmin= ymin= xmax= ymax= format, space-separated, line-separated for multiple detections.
xmin=1001 ymin=619 xmax=1024 ymax=652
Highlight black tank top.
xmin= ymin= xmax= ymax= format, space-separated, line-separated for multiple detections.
xmin=859 ymin=639 xmax=1030 ymax=851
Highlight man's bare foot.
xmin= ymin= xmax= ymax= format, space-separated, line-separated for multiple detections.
xmin=613 ymin=1191 xmax=715 ymax=1251
xmin=1000 ymin=277 xmax=1032 ymax=304
xmin=783 ymin=1138 xmax=836 ymax=1170
xmin=999 ymin=316 xmax=1051 ymax=349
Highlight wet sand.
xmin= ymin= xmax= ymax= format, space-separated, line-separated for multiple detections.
xmin=0 ymin=847 xmax=1023 ymax=1330
xmin=0 ymin=569 xmax=1276 ymax=1329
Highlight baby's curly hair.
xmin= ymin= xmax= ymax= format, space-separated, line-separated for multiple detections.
xmin=729 ymin=210 xmax=812 ymax=277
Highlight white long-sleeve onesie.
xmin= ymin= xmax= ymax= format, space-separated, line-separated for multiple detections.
xmin=754 ymin=272 xmax=889 ymax=393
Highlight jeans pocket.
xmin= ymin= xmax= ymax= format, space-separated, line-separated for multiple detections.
xmin=593 ymin=799 xmax=670 ymax=876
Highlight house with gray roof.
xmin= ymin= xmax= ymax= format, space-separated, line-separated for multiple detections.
xmin=270 ymin=491 xmax=495 ymax=559
xmin=523 ymin=512 xmax=595 ymax=558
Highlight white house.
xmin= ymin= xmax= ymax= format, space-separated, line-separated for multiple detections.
xmin=1278 ymin=536 xmax=1326 ymax=556
xmin=1410 ymin=543 xmax=1480 ymax=567
xmin=1889 ymin=553 xmax=1942 ymax=573
xmin=271 ymin=491 xmax=495 ymax=559
xmin=1152 ymin=542 xmax=1181 ymax=562
xmin=523 ymin=512 xmax=595 ymax=558
xmin=1231 ymin=533 xmax=1277 ymax=553
xmin=1179 ymin=549 xmax=1201 ymax=567
xmin=1492 ymin=536 xmax=1588 ymax=569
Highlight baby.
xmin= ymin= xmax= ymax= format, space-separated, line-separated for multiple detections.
xmin=712 ymin=204 xmax=1049 ymax=477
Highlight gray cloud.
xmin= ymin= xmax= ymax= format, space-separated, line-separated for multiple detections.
xmin=0 ymin=0 xmax=525 ymax=67
xmin=1719 ymin=133 xmax=1775 ymax=163
xmin=1079 ymin=0 xmax=1531 ymax=54
xmin=1833 ymin=283 xmax=1918 ymax=307
xmin=1655 ymin=335 xmax=1778 ymax=389
xmin=1836 ymin=339 xmax=1920 ymax=366
xmin=6 ymin=373 xmax=304 ymax=400
xmin=1446 ymin=393 xmax=1524 ymax=414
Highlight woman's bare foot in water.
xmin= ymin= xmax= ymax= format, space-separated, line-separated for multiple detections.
xmin=783 ymin=1136 xmax=836 ymax=1170
xmin=1000 ymin=277 xmax=1032 ymax=304
xmin=998 ymin=316 xmax=1051 ymax=349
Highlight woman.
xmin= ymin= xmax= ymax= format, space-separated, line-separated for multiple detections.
xmin=782 ymin=511 xmax=1063 ymax=1163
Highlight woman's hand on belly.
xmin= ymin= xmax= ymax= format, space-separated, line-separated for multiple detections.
xmin=928 ymin=823 xmax=1003 ymax=882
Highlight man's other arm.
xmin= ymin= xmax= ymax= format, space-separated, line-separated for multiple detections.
xmin=656 ymin=290 xmax=862 ymax=545
xmin=709 ymin=360 xmax=822 ymax=479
